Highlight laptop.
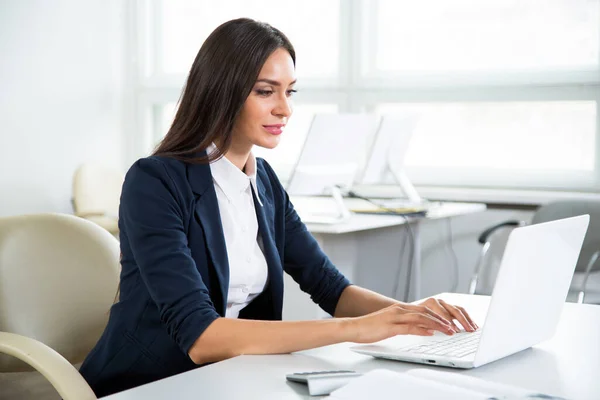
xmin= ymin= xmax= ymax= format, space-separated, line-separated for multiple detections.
xmin=351 ymin=215 xmax=590 ymax=369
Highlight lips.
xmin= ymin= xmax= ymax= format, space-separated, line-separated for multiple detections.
xmin=263 ymin=124 xmax=285 ymax=135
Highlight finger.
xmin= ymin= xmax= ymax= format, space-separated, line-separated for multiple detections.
xmin=392 ymin=304 xmax=446 ymax=324
xmin=419 ymin=300 xmax=461 ymax=332
xmin=391 ymin=304 xmax=410 ymax=313
xmin=406 ymin=304 xmax=452 ymax=327
xmin=396 ymin=325 xmax=435 ymax=337
xmin=456 ymin=305 xmax=479 ymax=330
xmin=397 ymin=313 xmax=455 ymax=335
xmin=439 ymin=300 xmax=476 ymax=332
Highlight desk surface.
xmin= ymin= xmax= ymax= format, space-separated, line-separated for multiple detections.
xmin=293 ymin=199 xmax=486 ymax=234
xmin=103 ymin=293 xmax=600 ymax=400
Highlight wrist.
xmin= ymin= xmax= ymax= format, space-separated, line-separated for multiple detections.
xmin=337 ymin=317 xmax=359 ymax=342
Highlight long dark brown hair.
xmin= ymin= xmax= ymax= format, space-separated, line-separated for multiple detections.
xmin=153 ymin=18 xmax=296 ymax=163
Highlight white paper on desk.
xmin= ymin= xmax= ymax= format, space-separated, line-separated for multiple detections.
xmin=406 ymin=369 xmax=567 ymax=400
xmin=327 ymin=369 xmax=568 ymax=400
xmin=327 ymin=369 xmax=493 ymax=400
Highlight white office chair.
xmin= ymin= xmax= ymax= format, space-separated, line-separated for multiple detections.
xmin=0 ymin=213 xmax=120 ymax=399
xmin=470 ymin=200 xmax=600 ymax=304
xmin=72 ymin=163 xmax=124 ymax=236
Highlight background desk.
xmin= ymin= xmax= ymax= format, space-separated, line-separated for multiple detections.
xmin=104 ymin=293 xmax=600 ymax=400
xmin=284 ymin=200 xmax=487 ymax=320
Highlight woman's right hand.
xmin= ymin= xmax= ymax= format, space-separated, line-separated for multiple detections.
xmin=345 ymin=303 xmax=458 ymax=344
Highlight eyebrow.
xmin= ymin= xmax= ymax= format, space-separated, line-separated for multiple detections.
xmin=255 ymin=78 xmax=297 ymax=87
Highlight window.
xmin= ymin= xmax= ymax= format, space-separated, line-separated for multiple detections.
xmin=133 ymin=0 xmax=600 ymax=193
xmin=152 ymin=0 xmax=340 ymax=80
xmin=376 ymin=101 xmax=597 ymax=189
xmin=155 ymin=102 xmax=177 ymax=146
xmin=374 ymin=0 xmax=598 ymax=74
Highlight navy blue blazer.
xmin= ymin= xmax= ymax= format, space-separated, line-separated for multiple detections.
xmin=79 ymin=154 xmax=351 ymax=397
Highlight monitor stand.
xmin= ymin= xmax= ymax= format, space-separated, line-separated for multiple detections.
xmin=295 ymin=185 xmax=352 ymax=225
xmin=328 ymin=185 xmax=352 ymax=221
xmin=386 ymin=151 xmax=423 ymax=205
xmin=388 ymin=167 xmax=423 ymax=205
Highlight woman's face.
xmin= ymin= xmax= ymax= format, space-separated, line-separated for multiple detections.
xmin=231 ymin=47 xmax=296 ymax=150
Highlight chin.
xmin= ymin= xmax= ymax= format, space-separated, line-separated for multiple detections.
xmin=255 ymin=135 xmax=281 ymax=150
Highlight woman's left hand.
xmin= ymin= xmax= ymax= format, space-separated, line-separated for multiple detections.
xmin=417 ymin=297 xmax=479 ymax=333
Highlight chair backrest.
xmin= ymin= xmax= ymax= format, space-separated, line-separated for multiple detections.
xmin=0 ymin=213 xmax=120 ymax=372
xmin=532 ymin=200 xmax=600 ymax=273
xmin=72 ymin=163 xmax=124 ymax=218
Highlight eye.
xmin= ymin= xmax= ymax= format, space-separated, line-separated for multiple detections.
xmin=255 ymin=89 xmax=273 ymax=97
xmin=286 ymin=89 xmax=298 ymax=97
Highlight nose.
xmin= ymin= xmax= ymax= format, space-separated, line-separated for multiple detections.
xmin=272 ymin=93 xmax=292 ymax=119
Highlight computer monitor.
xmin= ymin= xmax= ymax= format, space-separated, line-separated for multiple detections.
xmin=355 ymin=114 xmax=422 ymax=204
xmin=286 ymin=113 xmax=379 ymax=221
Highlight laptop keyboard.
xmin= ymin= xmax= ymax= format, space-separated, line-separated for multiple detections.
xmin=399 ymin=331 xmax=481 ymax=358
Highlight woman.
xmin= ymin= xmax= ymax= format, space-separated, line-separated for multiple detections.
xmin=80 ymin=18 xmax=477 ymax=397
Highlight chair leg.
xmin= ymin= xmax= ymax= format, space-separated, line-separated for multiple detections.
xmin=577 ymin=250 xmax=599 ymax=304
xmin=469 ymin=242 xmax=490 ymax=295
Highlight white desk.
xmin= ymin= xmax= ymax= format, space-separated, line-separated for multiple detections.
xmin=293 ymin=197 xmax=486 ymax=235
xmin=104 ymin=293 xmax=600 ymax=400
xmin=283 ymin=200 xmax=486 ymax=320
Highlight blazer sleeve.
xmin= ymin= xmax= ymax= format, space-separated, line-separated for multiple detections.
xmin=120 ymin=158 xmax=220 ymax=354
xmin=260 ymin=161 xmax=351 ymax=316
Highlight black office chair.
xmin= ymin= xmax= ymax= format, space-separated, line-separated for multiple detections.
xmin=470 ymin=200 xmax=600 ymax=303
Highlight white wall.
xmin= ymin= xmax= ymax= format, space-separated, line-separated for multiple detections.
xmin=0 ymin=0 xmax=126 ymax=216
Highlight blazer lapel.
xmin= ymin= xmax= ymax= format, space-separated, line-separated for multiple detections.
xmin=188 ymin=160 xmax=229 ymax=317
xmin=252 ymin=179 xmax=283 ymax=319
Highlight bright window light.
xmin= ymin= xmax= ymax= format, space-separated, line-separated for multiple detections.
xmin=158 ymin=0 xmax=340 ymax=78
xmin=376 ymin=101 xmax=597 ymax=171
xmin=376 ymin=0 xmax=599 ymax=73
xmin=156 ymin=102 xmax=178 ymax=144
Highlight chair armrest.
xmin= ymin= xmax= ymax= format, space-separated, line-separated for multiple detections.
xmin=0 ymin=332 xmax=97 ymax=400
xmin=79 ymin=215 xmax=119 ymax=234
xmin=478 ymin=220 xmax=525 ymax=244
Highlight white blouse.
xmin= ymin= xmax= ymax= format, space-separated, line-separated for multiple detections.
xmin=207 ymin=144 xmax=269 ymax=318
